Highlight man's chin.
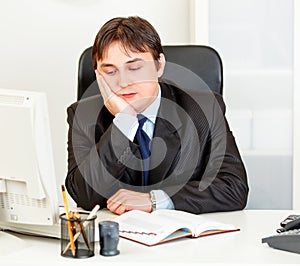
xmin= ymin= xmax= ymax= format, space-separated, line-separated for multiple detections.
xmin=130 ymin=99 xmax=153 ymax=113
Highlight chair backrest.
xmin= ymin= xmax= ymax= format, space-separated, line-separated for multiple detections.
xmin=77 ymin=45 xmax=223 ymax=101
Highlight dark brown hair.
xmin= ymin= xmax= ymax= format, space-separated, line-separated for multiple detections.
xmin=92 ymin=16 xmax=163 ymax=69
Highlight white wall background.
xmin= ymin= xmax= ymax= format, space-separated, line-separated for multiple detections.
xmin=293 ymin=0 xmax=300 ymax=210
xmin=0 ymin=0 xmax=296 ymax=209
xmin=207 ymin=0 xmax=293 ymax=209
xmin=0 ymin=0 xmax=190 ymax=203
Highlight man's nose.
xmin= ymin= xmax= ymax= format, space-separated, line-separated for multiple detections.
xmin=118 ymin=69 xmax=130 ymax=88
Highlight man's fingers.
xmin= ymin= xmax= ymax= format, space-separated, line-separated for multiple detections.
xmin=107 ymin=190 xmax=126 ymax=205
xmin=95 ymin=70 xmax=112 ymax=100
xmin=107 ymin=189 xmax=130 ymax=214
xmin=107 ymin=199 xmax=126 ymax=214
xmin=107 ymin=189 xmax=152 ymax=214
xmin=114 ymin=205 xmax=127 ymax=215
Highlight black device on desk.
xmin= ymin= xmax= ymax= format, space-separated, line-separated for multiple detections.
xmin=262 ymin=214 xmax=300 ymax=254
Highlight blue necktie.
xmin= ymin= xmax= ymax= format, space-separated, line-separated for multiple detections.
xmin=136 ymin=114 xmax=151 ymax=186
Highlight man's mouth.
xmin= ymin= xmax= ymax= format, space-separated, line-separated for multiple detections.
xmin=120 ymin=92 xmax=137 ymax=98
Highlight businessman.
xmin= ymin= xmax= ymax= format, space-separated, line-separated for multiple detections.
xmin=65 ymin=16 xmax=248 ymax=215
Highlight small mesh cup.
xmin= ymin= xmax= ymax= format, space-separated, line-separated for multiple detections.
xmin=60 ymin=212 xmax=96 ymax=258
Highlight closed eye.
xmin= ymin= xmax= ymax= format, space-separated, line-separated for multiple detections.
xmin=127 ymin=62 xmax=143 ymax=71
xmin=107 ymin=69 xmax=118 ymax=75
xmin=129 ymin=65 xmax=142 ymax=71
xmin=103 ymin=68 xmax=118 ymax=76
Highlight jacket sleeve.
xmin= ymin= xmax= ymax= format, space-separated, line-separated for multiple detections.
xmin=65 ymin=103 xmax=139 ymax=210
xmin=167 ymin=94 xmax=249 ymax=214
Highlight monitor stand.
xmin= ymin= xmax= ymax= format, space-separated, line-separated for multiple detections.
xmin=0 ymin=231 xmax=28 ymax=256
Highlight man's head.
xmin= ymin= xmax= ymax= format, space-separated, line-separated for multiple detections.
xmin=92 ymin=16 xmax=165 ymax=113
xmin=92 ymin=16 xmax=163 ymax=69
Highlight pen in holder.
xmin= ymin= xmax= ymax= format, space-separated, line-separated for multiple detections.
xmin=60 ymin=212 xmax=96 ymax=259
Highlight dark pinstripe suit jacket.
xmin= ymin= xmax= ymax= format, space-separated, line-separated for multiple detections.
xmin=66 ymin=82 xmax=248 ymax=214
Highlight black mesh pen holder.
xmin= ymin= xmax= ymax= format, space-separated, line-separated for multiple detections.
xmin=60 ymin=212 xmax=96 ymax=259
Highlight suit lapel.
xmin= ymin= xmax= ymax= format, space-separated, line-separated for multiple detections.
xmin=149 ymin=84 xmax=182 ymax=185
xmin=96 ymin=84 xmax=184 ymax=187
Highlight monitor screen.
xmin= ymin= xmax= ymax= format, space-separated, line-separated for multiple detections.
xmin=0 ymin=89 xmax=59 ymax=237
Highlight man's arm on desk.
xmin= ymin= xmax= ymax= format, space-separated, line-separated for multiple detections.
xmin=65 ymin=100 xmax=141 ymax=211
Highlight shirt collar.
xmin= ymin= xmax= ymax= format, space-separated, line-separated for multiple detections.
xmin=140 ymin=85 xmax=161 ymax=124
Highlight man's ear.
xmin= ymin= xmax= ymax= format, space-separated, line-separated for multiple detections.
xmin=157 ymin=53 xmax=166 ymax=78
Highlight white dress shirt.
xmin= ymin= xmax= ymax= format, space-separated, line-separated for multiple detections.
xmin=113 ymin=87 xmax=174 ymax=210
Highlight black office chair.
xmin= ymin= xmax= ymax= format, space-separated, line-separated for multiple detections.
xmin=77 ymin=45 xmax=223 ymax=101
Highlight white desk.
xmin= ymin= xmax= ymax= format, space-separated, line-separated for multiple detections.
xmin=1 ymin=210 xmax=300 ymax=266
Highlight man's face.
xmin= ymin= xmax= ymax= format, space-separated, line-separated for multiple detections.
xmin=96 ymin=41 xmax=165 ymax=113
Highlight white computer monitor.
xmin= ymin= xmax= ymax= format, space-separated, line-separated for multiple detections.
xmin=0 ymin=88 xmax=60 ymax=237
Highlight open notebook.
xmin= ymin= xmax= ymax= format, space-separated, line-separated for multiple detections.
xmin=114 ymin=209 xmax=239 ymax=246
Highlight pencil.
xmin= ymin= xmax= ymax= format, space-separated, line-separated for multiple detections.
xmin=61 ymin=184 xmax=76 ymax=256
xmin=74 ymin=211 xmax=90 ymax=250
xmin=63 ymin=204 xmax=100 ymax=254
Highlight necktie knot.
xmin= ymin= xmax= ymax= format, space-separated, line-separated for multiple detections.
xmin=137 ymin=114 xmax=148 ymax=130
